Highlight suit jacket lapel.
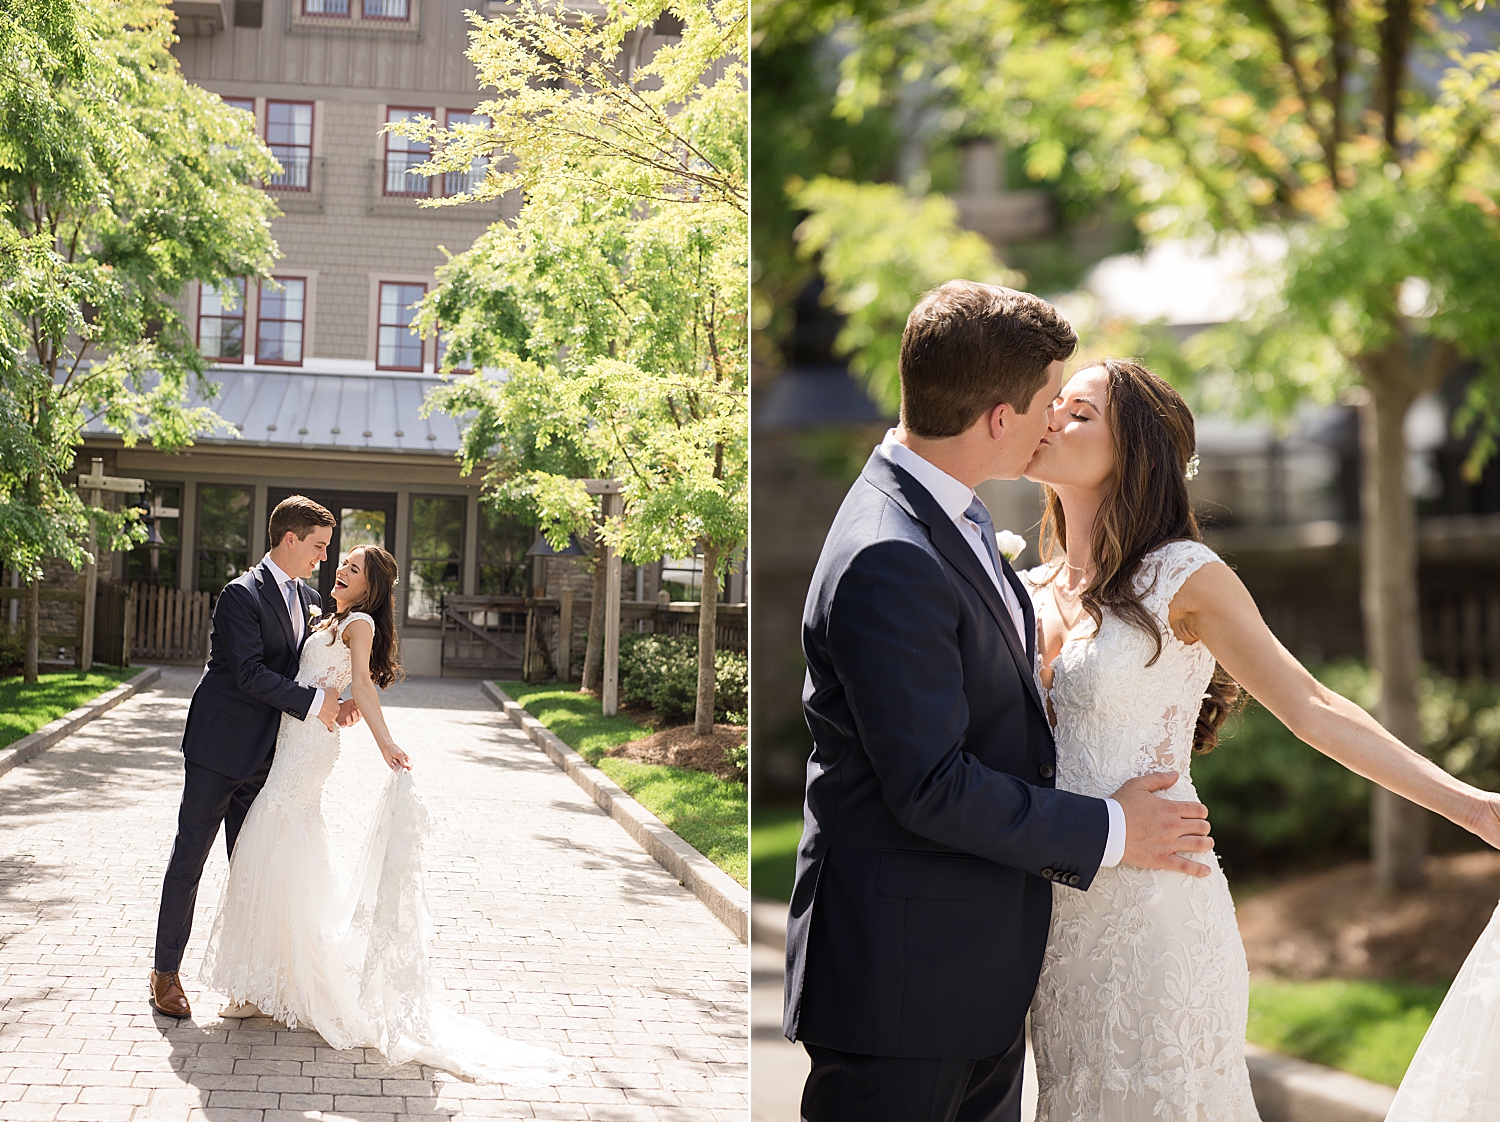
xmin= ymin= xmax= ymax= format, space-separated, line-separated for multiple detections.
xmin=863 ymin=454 xmax=1046 ymax=718
xmin=926 ymin=515 xmax=1046 ymax=717
xmin=256 ymin=563 xmax=297 ymax=652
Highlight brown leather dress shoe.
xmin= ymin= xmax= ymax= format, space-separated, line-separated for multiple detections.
xmin=149 ymin=969 xmax=191 ymax=1019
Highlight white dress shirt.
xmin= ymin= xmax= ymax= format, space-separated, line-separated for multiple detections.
xmin=263 ymin=553 xmax=325 ymax=719
xmin=877 ymin=431 xmax=1126 ymax=869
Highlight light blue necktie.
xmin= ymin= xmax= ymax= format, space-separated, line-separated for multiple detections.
xmin=964 ymin=496 xmax=1004 ymax=581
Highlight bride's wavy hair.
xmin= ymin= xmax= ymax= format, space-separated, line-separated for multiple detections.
xmin=314 ymin=544 xmax=405 ymax=689
xmin=1038 ymin=358 xmax=1242 ymax=752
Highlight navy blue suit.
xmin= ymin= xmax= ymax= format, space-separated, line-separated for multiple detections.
xmin=154 ymin=560 xmax=322 ymax=973
xmin=786 ymin=452 xmax=1110 ymax=1119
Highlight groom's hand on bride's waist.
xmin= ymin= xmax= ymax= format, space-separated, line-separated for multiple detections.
xmin=1111 ymin=771 xmax=1214 ymax=878
xmin=316 ymin=690 xmax=341 ymax=732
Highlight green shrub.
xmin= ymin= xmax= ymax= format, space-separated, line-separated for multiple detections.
xmin=1195 ymin=660 xmax=1500 ymax=880
xmin=0 ymin=629 xmax=24 ymax=676
xmin=618 ymin=631 xmax=748 ymax=724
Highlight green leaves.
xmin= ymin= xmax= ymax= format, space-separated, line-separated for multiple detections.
xmin=413 ymin=0 xmax=747 ymax=567
xmin=0 ymin=0 xmax=281 ymax=580
xmin=790 ymin=175 xmax=1016 ymax=412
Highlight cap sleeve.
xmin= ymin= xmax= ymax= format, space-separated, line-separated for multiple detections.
xmin=339 ymin=610 xmax=376 ymax=636
xmin=1133 ymin=540 xmax=1225 ymax=619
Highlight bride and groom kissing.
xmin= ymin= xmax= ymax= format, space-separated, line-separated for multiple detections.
xmin=147 ymin=495 xmax=577 ymax=1084
xmin=784 ymin=281 xmax=1500 ymax=1121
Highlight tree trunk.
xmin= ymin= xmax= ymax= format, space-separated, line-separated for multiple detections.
xmin=694 ymin=541 xmax=721 ymax=737
xmin=1359 ymin=364 xmax=1428 ymax=891
xmin=23 ymin=578 xmax=39 ymax=685
xmin=582 ymin=560 xmax=606 ymax=693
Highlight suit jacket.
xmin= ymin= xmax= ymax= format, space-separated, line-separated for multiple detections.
xmin=180 ymin=559 xmax=322 ymax=780
xmin=784 ymin=451 xmax=1111 ymax=1059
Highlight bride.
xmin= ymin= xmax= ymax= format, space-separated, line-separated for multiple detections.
xmin=1018 ymin=358 xmax=1500 ymax=1121
xmin=200 ymin=544 xmax=578 ymax=1085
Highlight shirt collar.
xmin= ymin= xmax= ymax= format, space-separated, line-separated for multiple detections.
xmin=262 ymin=553 xmax=300 ymax=594
xmin=877 ymin=429 xmax=977 ymax=523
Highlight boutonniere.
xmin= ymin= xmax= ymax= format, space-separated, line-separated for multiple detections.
xmin=996 ymin=530 xmax=1027 ymax=562
xmin=308 ymin=604 xmax=322 ymax=621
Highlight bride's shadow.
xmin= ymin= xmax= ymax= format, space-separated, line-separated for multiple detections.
xmin=153 ymin=1009 xmax=462 ymax=1119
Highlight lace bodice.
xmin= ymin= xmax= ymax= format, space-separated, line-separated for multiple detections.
xmin=1024 ymin=540 xmax=1222 ymax=803
xmin=295 ymin=611 xmax=375 ymax=694
xmin=257 ymin=611 xmax=374 ymax=813
xmin=1023 ymin=540 xmax=1260 ymax=1121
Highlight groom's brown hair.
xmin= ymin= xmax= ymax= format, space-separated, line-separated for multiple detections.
xmin=899 ymin=281 xmax=1077 ymax=438
xmin=268 ymin=495 xmax=336 ymax=547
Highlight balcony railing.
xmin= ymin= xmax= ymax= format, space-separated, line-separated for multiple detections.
xmin=267 ymin=149 xmax=313 ymax=191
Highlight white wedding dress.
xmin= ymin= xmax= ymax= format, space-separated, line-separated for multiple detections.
xmin=201 ymin=611 xmax=579 ymax=1085
xmin=1022 ymin=541 xmax=1260 ymax=1122
xmin=1386 ymin=899 xmax=1500 ymax=1118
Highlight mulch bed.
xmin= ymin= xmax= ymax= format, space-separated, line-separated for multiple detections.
xmin=1237 ymin=850 xmax=1500 ymax=982
xmin=605 ymin=723 xmax=748 ymax=782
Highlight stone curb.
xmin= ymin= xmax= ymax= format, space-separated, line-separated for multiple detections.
xmin=749 ymin=897 xmax=1396 ymax=1122
xmin=1244 ymin=1043 xmax=1395 ymax=1122
xmin=0 ymin=665 xmax=163 ymax=781
xmin=481 ymin=681 xmax=750 ymax=944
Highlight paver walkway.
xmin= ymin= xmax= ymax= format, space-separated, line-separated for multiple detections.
xmin=0 ymin=668 xmax=747 ymax=1122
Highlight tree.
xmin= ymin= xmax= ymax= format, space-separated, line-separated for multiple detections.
xmin=759 ymin=0 xmax=1500 ymax=888
xmin=1 ymin=0 xmax=280 ymax=681
xmin=403 ymin=0 xmax=747 ymax=735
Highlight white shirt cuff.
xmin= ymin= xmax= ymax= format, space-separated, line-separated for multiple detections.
xmin=309 ymin=687 xmax=325 ymax=719
xmin=1100 ymin=797 xmax=1126 ymax=868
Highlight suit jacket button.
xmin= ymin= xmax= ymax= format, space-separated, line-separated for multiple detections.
xmin=1039 ymin=763 xmax=1056 ymax=779
xmin=1068 ymin=874 xmax=1080 ymax=886
xmin=1040 ymin=867 xmax=1054 ymax=879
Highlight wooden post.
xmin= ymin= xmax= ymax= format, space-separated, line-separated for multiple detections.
xmin=602 ymin=492 xmax=623 ymax=716
xmin=558 ymin=588 xmax=574 ymax=681
xmin=80 ymin=481 xmax=100 ymax=672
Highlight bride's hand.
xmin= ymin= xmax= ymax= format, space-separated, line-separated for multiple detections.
xmin=380 ymin=742 xmax=411 ymax=771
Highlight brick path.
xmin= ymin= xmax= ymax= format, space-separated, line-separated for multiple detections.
xmin=0 ymin=668 xmax=748 ymax=1121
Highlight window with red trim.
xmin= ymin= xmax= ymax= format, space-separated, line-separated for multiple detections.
xmin=257 ymin=278 xmax=306 ymax=366
xmin=384 ymin=107 xmax=432 ymax=196
xmin=377 ymin=283 xmax=426 ymax=371
xmin=266 ymin=101 xmax=313 ymax=190
xmin=441 ymin=110 xmax=487 ymax=197
xmin=363 ymin=0 xmax=409 ymax=18
xmin=198 ymin=279 xmax=246 ymax=363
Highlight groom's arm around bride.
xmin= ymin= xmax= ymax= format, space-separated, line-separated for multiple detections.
xmin=784 ymin=282 xmax=1214 ymax=1122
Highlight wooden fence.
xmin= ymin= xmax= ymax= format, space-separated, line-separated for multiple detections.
xmin=1423 ymin=586 xmax=1500 ymax=683
xmin=439 ymin=596 xmax=747 ymax=678
xmin=131 ymin=582 xmax=212 ymax=664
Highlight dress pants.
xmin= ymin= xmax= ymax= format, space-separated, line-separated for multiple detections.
xmin=801 ymin=1025 xmax=1028 ymax=1122
xmin=154 ymin=754 xmax=274 ymax=973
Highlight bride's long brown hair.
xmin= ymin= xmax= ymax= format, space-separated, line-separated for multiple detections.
xmin=313 ymin=544 xmax=405 ymax=689
xmin=1038 ymin=358 xmax=1242 ymax=752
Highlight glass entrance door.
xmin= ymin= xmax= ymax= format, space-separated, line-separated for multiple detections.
xmin=266 ymin=490 xmax=397 ymax=605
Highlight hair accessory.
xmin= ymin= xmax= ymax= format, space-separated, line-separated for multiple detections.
xmin=1184 ymin=453 xmax=1200 ymax=481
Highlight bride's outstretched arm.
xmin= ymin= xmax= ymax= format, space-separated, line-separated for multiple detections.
xmin=1171 ymin=561 xmax=1500 ymax=849
xmin=343 ymin=619 xmax=411 ymax=771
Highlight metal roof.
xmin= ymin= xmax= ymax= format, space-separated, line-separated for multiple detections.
xmin=83 ymin=369 xmax=467 ymax=456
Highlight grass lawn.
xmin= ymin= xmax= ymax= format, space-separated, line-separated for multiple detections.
xmin=751 ymin=803 xmax=804 ymax=902
xmin=497 ymin=681 xmax=748 ymax=887
xmin=0 ymin=667 xmax=139 ymax=751
xmin=1247 ymin=978 xmax=1448 ymax=1087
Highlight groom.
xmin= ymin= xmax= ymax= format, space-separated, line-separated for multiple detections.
xmin=150 ymin=495 xmax=358 ymax=1019
xmin=785 ymin=282 xmax=1216 ymax=1120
